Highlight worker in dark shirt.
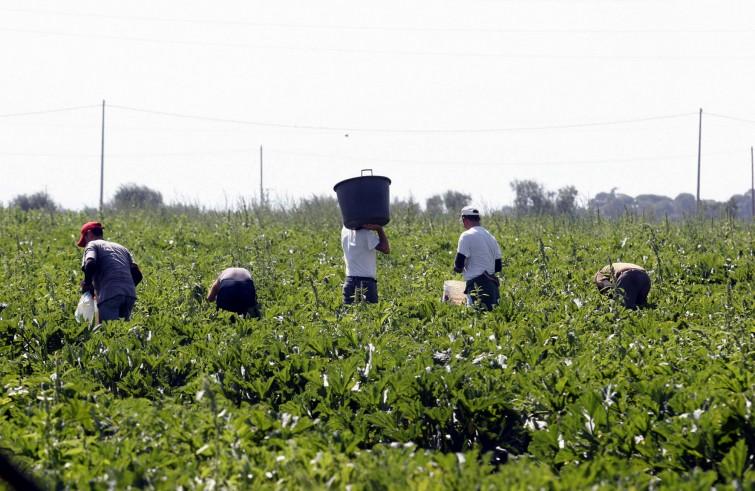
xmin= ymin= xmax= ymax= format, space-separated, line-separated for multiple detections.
xmin=207 ymin=267 xmax=261 ymax=318
xmin=594 ymin=262 xmax=651 ymax=309
xmin=77 ymin=221 xmax=142 ymax=321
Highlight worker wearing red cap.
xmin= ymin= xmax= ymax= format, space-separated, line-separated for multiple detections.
xmin=77 ymin=221 xmax=143 ymax=321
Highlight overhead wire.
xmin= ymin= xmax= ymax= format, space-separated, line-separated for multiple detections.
xmin=268 ymin=148 xmax=739 ymax=167
xmin=2 ymin=7 xmax=755 ymax=34
xmin=0 ymin=105 xmax=99 ymax=119
xmin=108 ymin=104 xmax=696 ymax=134
xmin=0 ymin=103 xmax=749 ymax=175
xmin=1 ymin=148 xmax=740 ymax=168
xmin=706 ymin=112 xmax=755 ymax=125
xmin=2 ymin=26 xmax=754 ymax=60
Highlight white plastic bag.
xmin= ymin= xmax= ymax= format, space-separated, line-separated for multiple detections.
xmin=441 ymin=280 xmax=469 ymax=306
xmin=75 ymin=292 xmax=97 ymax=323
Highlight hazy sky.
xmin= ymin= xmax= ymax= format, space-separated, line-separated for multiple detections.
xmin=2 ymin=1 xmax=755 ymax=211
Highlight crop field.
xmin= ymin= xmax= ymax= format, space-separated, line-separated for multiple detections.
xmin=0 ymin=207 xmax=753 ymax=490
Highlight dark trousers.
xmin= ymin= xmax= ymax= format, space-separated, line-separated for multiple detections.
xmin=98 ymin=295 xmax=136 ymax=321
xmin=343 ymin=276 xmax=378 ymax=304
xmin=465 ymin=274 xmax=500 ymax=311
xmin=616 ymin=269 xmax=651 ymax=309
xmin=217 ymin=279 xmax=259 ymax=316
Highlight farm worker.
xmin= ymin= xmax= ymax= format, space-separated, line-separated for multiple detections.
xmin=454 ymin=206 xmax=502 ymax=311
xmin=77 ymin=221 xmax=142 ymax=321
xmin=207 ymin=267 xmax=261 ymax=318
xmin=341 ymin=224 xmax=390 ymax=304
xmin=594 ymin=262 xmax=651 ymax=309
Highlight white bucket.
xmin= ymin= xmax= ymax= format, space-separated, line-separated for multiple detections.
xmin=441 ymin=280 xmax=468 ymax=305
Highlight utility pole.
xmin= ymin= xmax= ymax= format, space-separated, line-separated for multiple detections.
xmin=696 ymin=107 xmax=702 ymax=210
xmin=259 ymin=145 xmax=264 ymax=206
xmin=99 ymin=100 xmax=106 ymax=215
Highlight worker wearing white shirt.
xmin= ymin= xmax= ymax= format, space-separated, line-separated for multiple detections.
xmin=454 ymin=206 xmax=502 ymax=310
xmin=341 ymin=224 xmax=390 ymax=304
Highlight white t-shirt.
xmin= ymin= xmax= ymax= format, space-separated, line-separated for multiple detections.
xmin=457 ymin=226 xmax=502 ymax=281
xmin=341 ymin=227 xmax=380 ymax=278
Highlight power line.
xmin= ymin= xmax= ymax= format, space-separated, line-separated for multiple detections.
xmin=1 ymin=149 xmax=740 ymax=165
xmin=706 ymin=112 xmax=755 ymax=125
xmin=3 ymin=7 xmax=755 ymax=35
xmin=0 ymin=152 xmax=97 ymax=157
xmin=270 ymin=148 xmax=740 ymax=167
xmin=5 ymin=148 xmax=738 ymax=162
xmin=108 ymin=104 xmax=696 ymax=134
xmin=0 ymin=104 xmax=99 ymax=119
xmin=3 ymin=26 xmax=755 ymax=60
xmin=5 ymin=146 xmax=743 ymax=169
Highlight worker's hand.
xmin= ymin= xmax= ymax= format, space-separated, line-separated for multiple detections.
xmin=80 ymin=280 xmax=93 ymax=294
xmin=362 ymin=224 xmax=383 ymax=231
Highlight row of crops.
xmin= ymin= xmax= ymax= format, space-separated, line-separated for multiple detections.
xmin=0 ymin=207 xmax=753 ymax=489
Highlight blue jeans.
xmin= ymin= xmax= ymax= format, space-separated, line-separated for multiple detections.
xmin=97 ymin=295 xmax=136 ymax=321
xmin=343 ymin=276 xmax=378 ymax=304
xmin=465 ymin=274 xmax=500 ymax=311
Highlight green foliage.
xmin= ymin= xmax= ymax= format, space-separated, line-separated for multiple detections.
xmin=0 ymin=209 xmax=753 ymax=489
xmin=11 ymin=191 xmax=58 ymax=212
xmin=424 ymin=190 xmax=471 ymax=215
xmin=111 ymin=183 xmax=164 ymax=210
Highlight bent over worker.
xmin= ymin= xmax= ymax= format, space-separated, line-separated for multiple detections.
xmin=594 ymin=262 xmax=651 ymax=309
xmin=77 ymin=221 xmax=142 ymax=321
xmin=341 ymin=224 xmax=390 ymax=304
xmin=207 ymin=267 xmax=261 ymax=318
xmin=454 ymin=206 xmax=502 ymax=311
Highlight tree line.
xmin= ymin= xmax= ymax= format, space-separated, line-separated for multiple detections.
xmin=418 ymin=180 xmax=754 ymax=220
xmin=6 ymin=180 xmax=755 ymax=220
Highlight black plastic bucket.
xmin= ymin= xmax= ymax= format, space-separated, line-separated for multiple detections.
xmin=333 ymin=169 xmax=391 ymax=229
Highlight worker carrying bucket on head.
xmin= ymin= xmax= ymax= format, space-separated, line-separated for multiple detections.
xmin=453 ymin=206 xmax=502 ymax=311
xmin=333 ymin=170 xmax=392 ymax=305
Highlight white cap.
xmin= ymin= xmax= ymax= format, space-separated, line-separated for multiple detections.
xmin=460 ymin=205 xmax=481 ymax=217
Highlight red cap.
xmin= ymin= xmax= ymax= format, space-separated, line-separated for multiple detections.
xmin=77 ymin=221 xmax=103 ymax=247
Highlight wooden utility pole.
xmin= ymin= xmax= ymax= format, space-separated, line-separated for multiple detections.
xmin=259 ymin=145 xmax=264 ymax=206
xmin=696 ymin=107 xmax=702 ymax=210
xmin=99 ymin=100 xmax=105 ymax=215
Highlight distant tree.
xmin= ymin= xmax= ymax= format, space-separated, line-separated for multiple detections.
xmin=392 ymin=196 xmax=421 ymax=216
xmin=699 ymin=199 xmax=723 ymax=219
xmin=588 ymin=188 xmax=635 ymax=218
xmin=425 ymin=194 xmax=444 ymax=215
xmin=442 ymin=190 xmax=471 ymax=214
xmin=724 ymin=196 xmax=738 ymax=219
xmin=583 ymin=188 xmax=751 ymax=220
xmin=111 ymin=184 xmax=163 ymax=210
xmin=11 ymin=191 xmax=58 ymax=211
xmin=635 ymin=194 xmax=674 ymax=218
xmin=673 ymin=193 xmax=697 ymax=216
xmin=391 ymin=196 xmax=421 ymax=224
xmin=510 ymin=180 xmax=552 ymax=215
xmin=742 ymin=189 xmax=755 ymax=219
xmin=555 ymin=185 xmax=578 ymax=215
xmin=724 ymin=190 xmax=753 ymax=219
